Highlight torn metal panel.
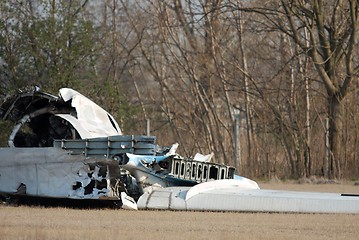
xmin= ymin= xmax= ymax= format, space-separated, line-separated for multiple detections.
xmin=193 ymin=152 xmax=214 ymax=162
xmin=0 ymin=87 xmax=267 ymax=212
xmin=121 ymin=192 xmax=138 ymax=210
xmin=0 ymin=87 xmax=58 ymax=123
xmin=58 ymin=88 xmax=121 ymax=137
xmin=114 ymin=153 xmax=236 ymax=193
xmin=0 ymin=87 xmax=121 ymax=148
xmin=0 ymin=147 xmax=128 ymax=200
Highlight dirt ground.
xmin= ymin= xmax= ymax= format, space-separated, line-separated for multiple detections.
xmin=1 ymin=181 xmax=358 ymax=240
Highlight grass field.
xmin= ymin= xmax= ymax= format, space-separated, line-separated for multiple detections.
xmin=1 ymin=181 xmax=358 ymax=240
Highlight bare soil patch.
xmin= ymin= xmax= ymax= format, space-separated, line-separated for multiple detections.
xmin=1 ymin=181 xmax=358 ymax=240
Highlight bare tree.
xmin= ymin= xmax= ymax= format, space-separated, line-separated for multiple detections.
xmin=118 ymin=0 xmax=239 ymax=162
xmin=231 ymin=0 xmax=359 ymax=179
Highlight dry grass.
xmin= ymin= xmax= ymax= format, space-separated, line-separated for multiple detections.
xmin=259 ymin=179 xmax=359 ymax=193
xmin=1 ymin=181 xmax=359 ymax=240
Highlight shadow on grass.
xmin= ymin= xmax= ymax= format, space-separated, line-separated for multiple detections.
xmin=0 ymin=194 xmax=122 ymax=209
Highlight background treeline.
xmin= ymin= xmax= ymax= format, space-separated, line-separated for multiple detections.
xmin=1 ymin=0 xmax=358 ymax=180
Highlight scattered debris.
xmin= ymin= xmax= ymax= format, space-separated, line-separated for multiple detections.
xmin=0 ymin=87 xmax=252 ymax=209
xmin=3 ymin=88 xmax=356 ymax=214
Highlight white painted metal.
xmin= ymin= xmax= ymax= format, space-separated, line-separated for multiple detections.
xmin=186 ymin=179 xmax=259 ymax=201
xmin=121 ymin=192 xmax=138 ymax=210
xmin=186 ymin=189 xmax=359 ymax=213
xmin=0 ymin=148 xmax=116 ymax=199
xmin=137 ymin=187 xmax=188 ymax=210
xmin=59 ymin=88 xmax=122 ymax=137
xmin=137 ymin=182 xmax=359 ymax=214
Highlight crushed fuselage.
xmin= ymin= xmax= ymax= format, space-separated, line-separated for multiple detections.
xmin=0 ymin=87 xmax=239 ymax=208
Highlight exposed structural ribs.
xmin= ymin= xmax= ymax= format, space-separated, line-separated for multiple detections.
xmin=170 ymin=158 xmax=235 ymax=183
xmin=0 ymin=87 xmax=261 ymax=211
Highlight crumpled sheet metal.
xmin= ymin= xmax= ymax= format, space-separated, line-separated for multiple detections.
xmin=58 ymin=88 xmax=122 ymax=138
xmin=0 ymin=147 xmax=119 ymax=200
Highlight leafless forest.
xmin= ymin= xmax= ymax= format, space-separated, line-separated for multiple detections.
xmin=1 ymin=0 xmax=359 ymax=180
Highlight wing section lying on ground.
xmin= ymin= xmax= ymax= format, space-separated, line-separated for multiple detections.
xmin=138 ymin=181 xmax=359 ymax=214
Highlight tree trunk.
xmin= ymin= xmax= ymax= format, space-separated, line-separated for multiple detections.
xmin=328 ymin=95 xmax=343 ymax=179
xmin=304 ymin=74 xmax=311 ymax=177
xmin=237 ymin=10 xmax=255 ymax=177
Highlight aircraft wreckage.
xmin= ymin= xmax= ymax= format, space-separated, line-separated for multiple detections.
xmin=0 ymin=87 xmax=358 ymax=213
